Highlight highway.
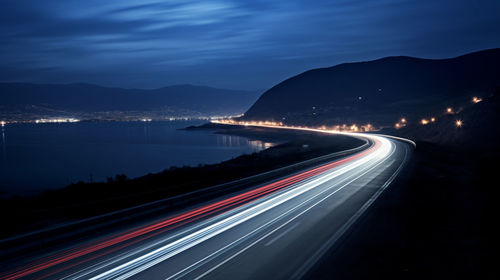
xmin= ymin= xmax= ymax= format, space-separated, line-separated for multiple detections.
xmin=0 ymin=126 xmax=414 ymax=280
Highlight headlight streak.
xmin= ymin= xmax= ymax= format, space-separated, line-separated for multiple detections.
xmin=0 ymin=123 xmax=406 ymax=280
xmin=87 ymin=136 xmax=392 ymax=280
xmin=61 ymin=146 xmax=373 ymax=280
xmin=1 ymin=141 xmax=376 ymax=280
xmin=167 ymin=144 xmax=397 ymax=280
xmin=61 ymin=169 xmax=337 ymax=280
xmin=61 ymin=161 xmax=357 ymax=280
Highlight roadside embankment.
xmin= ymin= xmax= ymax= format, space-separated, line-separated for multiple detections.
xmin=0 ymin=125 xmax=365 ymax=244
xmin=306 ymin=141 xmax=495 ymax=279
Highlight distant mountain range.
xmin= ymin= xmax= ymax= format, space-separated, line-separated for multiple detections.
xmin=243 ymin=48 xmax=500 ymax=126
xmin=0 ymin=83 xmax=259 ymax=119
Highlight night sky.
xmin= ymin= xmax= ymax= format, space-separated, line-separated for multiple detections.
xmin=1 ymin=0 xmax=499 ymax=90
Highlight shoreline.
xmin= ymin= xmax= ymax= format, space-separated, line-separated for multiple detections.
xmin=0 ymin=121 xmax=267 ymax=198
xmin=0 ymin=116 xmax=238 ymax=126
xmin=0 ymin=125 xmax=365 ymax=239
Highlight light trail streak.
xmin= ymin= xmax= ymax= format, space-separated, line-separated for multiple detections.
xmin=1 ymin=130 xmax=383 ymax=280
xmin=1 ymin=122 xmax=410 ymax=280
xmin=88 ymin=136 xmax=391 ymax=280
xmin=166 ymin=145 xmax=397 ymax=280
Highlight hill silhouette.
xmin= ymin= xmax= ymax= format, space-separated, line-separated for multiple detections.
xmin=243 ymin=48 xmax=500 ymax=126
xmin=0 ymin=83 xmax=258 ymax=116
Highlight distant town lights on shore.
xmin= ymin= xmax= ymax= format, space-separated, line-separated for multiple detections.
xmin=35 ymin=118 xmax=80 ymax=124
xmin=446 ymin=107 xmax=453 ymax=114
xmin=401 ymin=118 xmax=406 ymax=123
xmin=456 ymin=120 xmax=463 ymax=127
xmin=0 ymin=121 xmax=5 ymax=127
xmin=421 ymin=119 xmax=429 ymax=125
xmin=431 ymin=117 xmax=436 ymax=122
xmin=212 ymin=119 xmax=375 ymax=132
xmin=472 ymin=97 xmax=482 ymax=103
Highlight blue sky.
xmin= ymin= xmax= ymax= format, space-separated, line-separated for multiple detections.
xmin=1 ymin=0 xmax=499 ymax=90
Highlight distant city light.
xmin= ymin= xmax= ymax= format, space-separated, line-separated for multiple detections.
xmin=35 ymin=118 xmax=80 ymax=124
xmin=420 ymin=119 xmax=429 ymax=125
xmin=456 ymin=120 xmax=463 ymax=127
xmin=395 ymin=118 xmax=406 ymax=129
xmin=212 ymin=119 xmax=377 ymax=132
xmin=446 ymin=107 xmax=453 ymax=114
xmin=430 ymin=117 xmax=436 ymax=122
xmin=472 ymin=97 xmax=482 ymax=103
xmin=0 ymin=121 xmax=5 ymax=127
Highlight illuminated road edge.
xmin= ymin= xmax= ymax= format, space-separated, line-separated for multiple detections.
xmin=1 ymin=124 xmax=413 ymax=280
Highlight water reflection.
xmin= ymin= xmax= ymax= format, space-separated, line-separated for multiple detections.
xmin=0 ymin=122 xmax=277 ymax=196
xmin=248 ymin=140 xmax=274 ymax=150
xmin=216 ymin=135 xmax=274 ymax=151
xmin=217 ymin=135 xmax=244 ymax=147
xmin=1 ymin=126 xmax=5 ymax=161
xmin=143 ymin=123 xmax=151 ymax=143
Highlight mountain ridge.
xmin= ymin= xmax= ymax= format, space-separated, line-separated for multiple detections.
xmin=243 ymin=48 xmax=500 ymax=126
xmin=0 ymin=82 xmax=260 ymax=118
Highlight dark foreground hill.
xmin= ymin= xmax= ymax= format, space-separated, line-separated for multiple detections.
xmin=384 ymin=90 xmax=500 ymax=148
xmin=0 ymin=83 xmax=259 ymax=117
xmin=243 ymin=48 xmax=500 ymax=126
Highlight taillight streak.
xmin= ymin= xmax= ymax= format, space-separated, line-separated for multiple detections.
xmin=1 ymin=141 xmax=377 ymax=280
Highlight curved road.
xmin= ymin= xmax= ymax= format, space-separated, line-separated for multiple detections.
xmin=1 ymin=126 xmax=413 ymax=280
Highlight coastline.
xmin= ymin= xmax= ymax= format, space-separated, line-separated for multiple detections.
xmin=0 ymin=125 xmax=365 ymax=239
xmin=0 ymin=120 xmax=265 ymax=197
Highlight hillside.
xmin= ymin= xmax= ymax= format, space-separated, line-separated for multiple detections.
xmin=0 ymin=83 xmax=259 ymax=119
xmin=243 ymin=48 xmax=500 ymax=126
xmin=384 ymin=89 xmax=500 ymax=147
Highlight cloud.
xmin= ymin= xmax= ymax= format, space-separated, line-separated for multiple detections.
xmin=0 ymin=0 xmax=499 ymax=89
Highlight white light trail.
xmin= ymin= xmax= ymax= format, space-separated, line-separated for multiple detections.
xmin=89 ymin=134 xmax=392 ymax=280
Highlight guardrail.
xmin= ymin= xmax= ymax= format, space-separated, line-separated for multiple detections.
xmin=0 ymin=137 xmax=371 ymax=258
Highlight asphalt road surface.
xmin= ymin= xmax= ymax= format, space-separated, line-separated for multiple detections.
xmin=1 ymin=126 xmax=413 ymax=280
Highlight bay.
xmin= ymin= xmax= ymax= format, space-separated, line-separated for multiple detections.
xmin=0 ymin=121 xmax=270 ymax=196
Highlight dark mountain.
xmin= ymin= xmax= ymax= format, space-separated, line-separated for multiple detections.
xmin=243 ymin=48 xmax=500 ymax=126
xmin=386 ymin=89 xmax=500 ymax=147
xmin=0 ymin=83 xmax=259 ymax=116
